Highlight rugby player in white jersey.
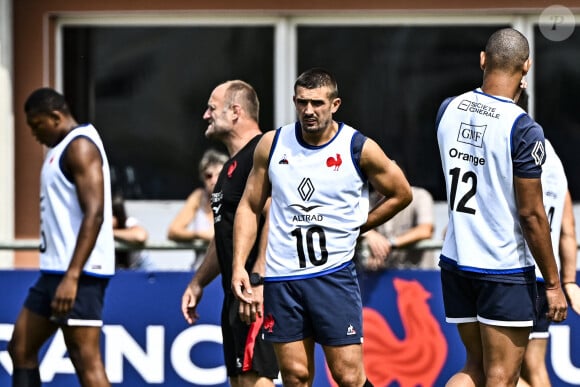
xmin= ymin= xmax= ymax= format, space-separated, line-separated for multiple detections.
xmin=436 ymin=28 xmax=568 ymax=387
xmin=9 ymin=88 xmax=114 ymax=387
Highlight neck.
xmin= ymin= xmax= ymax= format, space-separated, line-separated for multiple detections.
xmin=301 ymin=121 xmax=338 ymax=147
xmin=481 ymin=73 xmax=522 ymax=100
xmin=224 ymin=125 xmax=261 ymax=157
xmin=53 ymin=118 xmax=79 ymax=146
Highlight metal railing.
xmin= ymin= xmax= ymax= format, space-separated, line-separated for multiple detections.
xmin=0 ymin=239 xmax=443 ymax=252
xmin=0 ymin=239 xmax=208 ymax=252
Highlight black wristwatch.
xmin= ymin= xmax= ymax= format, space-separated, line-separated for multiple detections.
xmin=249 ymin=272 xmax=264 ymax=286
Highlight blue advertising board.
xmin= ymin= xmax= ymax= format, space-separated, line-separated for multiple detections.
xmin=0 ymin=270 xmax=578 ymax=386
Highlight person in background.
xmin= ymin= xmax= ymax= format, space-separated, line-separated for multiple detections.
xmin=514 ymin=90 xmax=580 ymax=387
xmin=517 ymin=139 xmax=580 ymax=387
xmin=180 ymin=80 xmax=279 ymax=386
xmin=231 ymin=68 xmax=412 ymax=387
xmin=112 ymin=192 xmax=152 ymax=270
xmin=436 ymin=28 xmax=567 ymax=387
xmin=360 ymin=184 xmax=435 ymax=270
xmin=167 ymin=148 xmax=228 ymax=270
xmin=9 ymin=88 xmax=113 ymax=387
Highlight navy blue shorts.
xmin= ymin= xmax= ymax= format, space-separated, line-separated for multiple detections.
xmin=221 ymin=292 xmax=279 ymax=378
xmin=440 ymin=267 xmax=536 ymax=327
xmin=24 ymin=273 xmax=110 ymax=326
xmin=530 ymin=282 xmax=550 ymax=339
xmin=263 ymin=262 xmax=363 ymax=346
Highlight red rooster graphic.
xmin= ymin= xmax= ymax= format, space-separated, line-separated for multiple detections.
xmin=326 ymin=278 xmax=447 ymax=387
xmin=326 ymin=153 xmax=342 ymax=171
xmin=263 ymin=313 xmax=275 ymax=333
xmin=227 ymin=160 xmax=237 ymax=178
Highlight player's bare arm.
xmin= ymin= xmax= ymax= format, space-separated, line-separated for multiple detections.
xmin=514 ymin=176 xmax=568 ymax=322
xmin=182 ymin=238 xmax=221 ymax=324
xmin=52 ymin=137 xmax=104 ymax=317
xmin=232 ymin=131 xmax=274 ymax=305
xmin=237 ymin=197 xmax=271 ymax=324
xmin=359 ymin=138 xmax=412 ymax=234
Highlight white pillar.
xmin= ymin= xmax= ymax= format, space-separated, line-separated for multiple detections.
xmin=0 ymin=0 xmax=14 ymax=268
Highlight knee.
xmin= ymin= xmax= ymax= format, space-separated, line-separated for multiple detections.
xmin=455 ymin=358 xmax=485 ymax=386
xmin=486 ymin=365 xmax=520 ymax=386
xmin=280 ymin=363 xmax=311 ymax=386
xmin=330 ymin=371 xmax=365 ymax=387
xmin=8 ymin=338 xmax=30 ymax=366
xmin=522 ymin=352 xmax=545 ymax=372
xmin=66 ymin=342 xmax=102 ymax=371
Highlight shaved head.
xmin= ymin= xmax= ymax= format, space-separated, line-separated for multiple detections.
xmin=484 ymin=28 xmax=529 ymax=74
xmin=223 ymin=80 xmax=260 ymax=123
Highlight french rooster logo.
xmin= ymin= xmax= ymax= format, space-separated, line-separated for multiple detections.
xmin=326 ymin=153 xmax=342 ymax=171
xmin=326 ymin=278 xmax=447 ymax=387
xmin=263 ymin=313 xmax=275 ymax=333
xmin=227 ymin=160 xmax=237 ymax=178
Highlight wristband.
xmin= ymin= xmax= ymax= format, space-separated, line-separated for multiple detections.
xmin=249 ymin=272 xmax=264 ymax=286
xmin=388 ymin=237 xmax=397 ymax=249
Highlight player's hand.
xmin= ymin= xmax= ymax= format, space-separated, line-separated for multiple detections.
xmin=361 ymin=230 xmax=393 ymax=271
xmin=51 ymin=274 xmax=78 ymax=318
xmin=238 ymin=285 xmax=264 ymax=325
xmin=363 ymin=230 xmax=392 ymax=264
xmin=181 ymin=281 xmax=203 ymax=325
xmin=564 ymin=282 xmax=580 ymax=315
xmin=232 ymin=267 xmax=252 ymax=305
xmin=364 ymin=255 xmax=384 ymax=271
xmin=546 ymin=286 xmax=568 ymax=322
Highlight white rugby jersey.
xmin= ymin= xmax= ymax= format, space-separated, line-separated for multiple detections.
xmin=538 ymin=139 xmax=567 ymax=280
xmin=266 ymin=122 xmax=368 ymax=279
xmin=437 ymin=88 xmax=546 ymax=273
xmin=40 ymin=124 xmax=115 ymax=277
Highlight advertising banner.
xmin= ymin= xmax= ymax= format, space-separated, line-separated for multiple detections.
xmin=0 ymin=270 xmax=578 ymax=386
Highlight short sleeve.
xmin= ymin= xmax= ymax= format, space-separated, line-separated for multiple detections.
xmin=511 ymin=113 xmax=546 ymax=178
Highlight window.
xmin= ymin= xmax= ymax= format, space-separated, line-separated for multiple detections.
xmin=535 ymin=25 xmax=580 ymax=198
xmin=297 ymin=25 xmax=506 ymax=200
xmin=63 ymin=26 xmax=274 ymax=199
xmin=62 ymin=18 xmax=578 ymax=202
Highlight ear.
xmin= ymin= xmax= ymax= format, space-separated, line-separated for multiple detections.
xmin=480 ymin=51 xmax=486 ymax=70
xmin=522 ymin=58 xmax=531 ymax=75
xmin=50 ymin=110 xmax=62 ymax=124
xmin=231 ymin=104 xmax=241 ymax=120
xmin=331 ymin=97 xmax=341 ymax=114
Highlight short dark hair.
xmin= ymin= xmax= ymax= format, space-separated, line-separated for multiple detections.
xmin=294 ymin=67 xmax=339 ymax=99
xmin=24 ymin=88 xmax=71 ymax=116
xmin=484 ymin=28 xmax=529 ymax=73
